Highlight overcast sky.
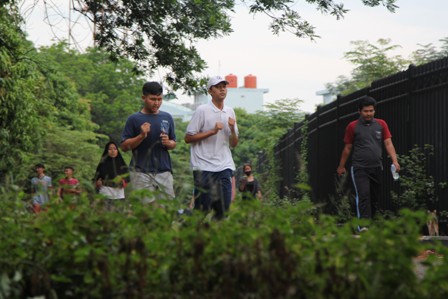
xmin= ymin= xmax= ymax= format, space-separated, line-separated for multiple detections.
xmin=21 ymin=0 xmax=448 ymax=112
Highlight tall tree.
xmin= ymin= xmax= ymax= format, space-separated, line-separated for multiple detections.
xmin=325 ymin=38 xmax=410 ymax=95
xmin=325 ymin=37 xmax=448 ymax=96
xmin=0 ymin=4 xmax=45 ymax=185
xmin=410 ymin=37 xmax=448 ymax=65
xmin=24 ymin=0 xmax=398 ymax=92
xmin=0 ymin=2 xmax=103 ymax=188
xmin=38 ymin=44 xmax=144 ymax=142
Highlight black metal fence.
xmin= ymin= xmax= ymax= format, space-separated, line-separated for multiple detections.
xmin=274 ymin=56 xmax=448 ymax=214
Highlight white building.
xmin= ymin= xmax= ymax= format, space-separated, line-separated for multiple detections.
xmin=161 ymin=100 xmax=193 ymax=122
xmin=194 ymin=74 xmax=269 ymax=114
xmin=316 ymin=89 xmax=336 ymax=105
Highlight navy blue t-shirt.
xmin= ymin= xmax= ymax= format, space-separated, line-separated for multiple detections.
xmin=121 ymin=111 xmax=176 ymax=173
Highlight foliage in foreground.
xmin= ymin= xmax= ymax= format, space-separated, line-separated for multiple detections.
xmin=1 ymin=191 xmax=448 ymax=299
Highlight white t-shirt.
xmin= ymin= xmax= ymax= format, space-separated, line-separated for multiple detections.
xmin=186 ymin=101 xmax=238 ymax=172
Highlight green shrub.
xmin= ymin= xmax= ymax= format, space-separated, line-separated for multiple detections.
xmin=1 ymin=190 xmax=447 ymax=298
xmin=391 ymin=144 xmax=443 ymax=211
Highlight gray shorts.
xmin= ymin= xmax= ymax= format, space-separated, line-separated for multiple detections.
xmin=130 ymin=171 xmax=175 ymax=203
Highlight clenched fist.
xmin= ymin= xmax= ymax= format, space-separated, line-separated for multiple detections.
xmin=214 ymin=121 xmax=224 ymax=134
xmin=140 ymin=122 xmax=151 ymax=138
xmin=228 ymin=117 xmax=236 ymax=131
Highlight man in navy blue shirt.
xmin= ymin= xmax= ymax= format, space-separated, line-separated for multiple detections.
xmin=121 ymin=82 xmax=176 ymax=203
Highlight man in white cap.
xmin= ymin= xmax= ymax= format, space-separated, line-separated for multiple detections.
xmin=185 ymin=76 xmax=239 ymax=219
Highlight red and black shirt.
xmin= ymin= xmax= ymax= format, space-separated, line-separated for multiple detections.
xmin=344 ymin=117 xmax=392 ymax=168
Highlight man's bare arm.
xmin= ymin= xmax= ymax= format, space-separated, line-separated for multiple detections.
xmin=337 ymin=144 xmax=353 ymax=175
xmin=384 ymin=138 xmax=400 ymax=172
xmin=121 ymin=122 xmax=150 ymax=152
xmin=121 ymin=133 xmax=146 ymax=152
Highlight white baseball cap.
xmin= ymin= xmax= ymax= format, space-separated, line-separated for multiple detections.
xmin=207 ymin=76 xmax=229 ymax=90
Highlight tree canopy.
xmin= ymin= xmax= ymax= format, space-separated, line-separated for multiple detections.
xmin=410 ymin=37 xmax=448 ymax=65
xmin=0 ymin=6 xmax=43 ymax=185
xmin=38 ymin=43 xmax=145 ymax=142
xmin=325 ymin=37 xmax=448 ymax=96
xmin=0 ymin=6 xmax=103 ymax=186
xmin=20 ymin=0 xmax=398 ymax=93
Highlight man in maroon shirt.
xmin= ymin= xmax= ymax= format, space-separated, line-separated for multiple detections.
xmin=57 ymin=166 xmax=81 ymax=203
xmin=337 ymin=96 xmax=400 ymax=231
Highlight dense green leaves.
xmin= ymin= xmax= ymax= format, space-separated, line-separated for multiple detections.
xmin=1 ymin=195 xmax=446 ymax=298
xmin=73 ymin=0 xmax=235 ymax=91
xmin=37 ymin=44 xmax=144 ymax=142
xmin=0 ymin=7 xmax=105 ymax=188
xmin=33 ymin=127 xmax=104 ymax=190
xmin=391 ymin=144 xmax=443 ymax=212
xmin=0 ymin=7 xmax=45 ymax=185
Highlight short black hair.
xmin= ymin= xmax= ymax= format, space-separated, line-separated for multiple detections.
xmin=358 ymin=96 xmax=377 ymax=110
xmin=35 ymin=163 xmax=45 ymax=169
xmin=64 ymin=166 xmax=74 ymax=171
xmin=142 ymin=81 xmax=163 ymax=96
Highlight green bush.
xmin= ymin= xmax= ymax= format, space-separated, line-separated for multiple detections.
xmin=391 ymin=144 xmax=442 ymax=211
xmin=1 ymin=191 xmax=447 ymax=299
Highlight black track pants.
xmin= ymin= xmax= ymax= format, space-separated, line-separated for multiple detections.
xmin=351 ymin=166 xmax=382 ymax=219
